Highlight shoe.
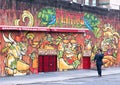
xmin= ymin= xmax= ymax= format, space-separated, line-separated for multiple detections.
xmin=98 ymin=75 xmax=102 ymax=77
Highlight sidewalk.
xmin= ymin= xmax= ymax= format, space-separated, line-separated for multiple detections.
xmin=0 ymin=67 xmax=120 ymax=85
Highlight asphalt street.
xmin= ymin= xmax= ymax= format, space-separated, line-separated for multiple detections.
xmin=22 ymin=73 xmax=120 ymax=85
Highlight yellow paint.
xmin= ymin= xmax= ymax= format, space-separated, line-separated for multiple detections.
xmin=57 ymin=58 xmax=73 ymax=71
xmin=17 ymin=60 xmax=29 ymax=71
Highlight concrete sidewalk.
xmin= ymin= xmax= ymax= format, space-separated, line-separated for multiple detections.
xmin=0 ymin=67 xmax=120 ymax=85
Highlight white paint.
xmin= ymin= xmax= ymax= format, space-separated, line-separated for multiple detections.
xmin=110 ymin=0 xmax=120 ymax=9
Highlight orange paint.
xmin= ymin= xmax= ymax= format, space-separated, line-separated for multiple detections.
xmin=0 ymin=54 xmax=5 ymax=76
xmin=116 ymin=39 xmax=120 ymax=64
xmin=22 ymin=56 xmax=32 ymax=65
xmin=15 ymin=36 xmax=21 ymax=42
xmin=32 ymin=56 xmax=38 ymax=69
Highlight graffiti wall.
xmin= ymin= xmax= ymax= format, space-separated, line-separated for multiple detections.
xmin=0 ymin=31 xmax=84 ymax=76
xmin=0 ymin=1 xmax=120 ymax=77
xmin=84 ymin=13 xmax=120 ymax=68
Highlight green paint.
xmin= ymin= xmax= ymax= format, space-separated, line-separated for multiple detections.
xmin=84 ymin=13 xmax=101 ymax=38
xmin=38 ymin=7 xmax=56 ymax=26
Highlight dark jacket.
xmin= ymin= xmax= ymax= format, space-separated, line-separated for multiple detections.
xmin=94 ymin=53 xmax=104 ymax=65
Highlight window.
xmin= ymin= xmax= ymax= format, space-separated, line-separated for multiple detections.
xmin=73 ymin=0 xmax=78 ymax=3
xmin=92 ymin=0 xmax=96 ymax=6
xmin=85 ymin=0 xmax=89 ymax=5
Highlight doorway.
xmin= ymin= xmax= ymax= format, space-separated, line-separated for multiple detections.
xmin=38 ymin=55 xmax=57 ymax=72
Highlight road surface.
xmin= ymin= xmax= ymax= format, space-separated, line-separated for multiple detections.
xmin=22 ymin=73 xmax=120 ymax=85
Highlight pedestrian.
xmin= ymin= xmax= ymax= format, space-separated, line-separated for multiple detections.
xmin=94 ymin=49 xmax=104 ymax=77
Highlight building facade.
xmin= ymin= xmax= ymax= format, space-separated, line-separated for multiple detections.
xmin=67 ymin=0 xmax=120 ymax=9
xmin=0 ymin=0 xmax=120 ymax=77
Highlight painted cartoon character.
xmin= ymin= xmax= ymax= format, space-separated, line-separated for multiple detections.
xmin=57 ymin=37 xmax=82 ymax=71
xmin=101 ymin=25 xmax=119 ymax=67
xmin=3 ymin=33 xmax=29 ymax=76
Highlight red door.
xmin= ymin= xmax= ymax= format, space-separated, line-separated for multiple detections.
xmin=83 ymin=56 xmax=91 ymax=69
xmin=44 ymin=55 xmax=49 ymax=72
xmin=49 ymin=55 xmax=57 ymax=71
xmin=38 ymin=56 xmax=43 ymax=72
xmin=53 ymin=55 xmax=57 ymax=71
xmin=38 ymin=55 xmax=57 ymax=72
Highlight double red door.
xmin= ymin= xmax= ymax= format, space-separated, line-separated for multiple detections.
xmin=38 ymin=55 xmax=57 ymax=72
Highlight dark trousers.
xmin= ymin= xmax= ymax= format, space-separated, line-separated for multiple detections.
xmin=96 ymin=63 xmax=102 ymax=76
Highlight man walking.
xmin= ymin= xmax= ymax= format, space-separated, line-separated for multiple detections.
xmin=94 ymin=49 xmax=104 ymax=77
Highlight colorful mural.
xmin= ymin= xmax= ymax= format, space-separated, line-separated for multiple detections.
xmin=57 ymin=33 xmax=84 ymax=71
xmin=0 ymin=31 xmax=84 ymax=76
xmin=14 ymin=10 xmax=34 ymax=26
xmin=89 ymin=23 xmax=120 ymax=68
xmin=56 ymin=9 xmax=84 ymax=28
xmin=101 ymin=24 xmax=119 ymax=67
xmin=84 ymin=13 xmax=101 ymax=38
xmin=38 ymin=8 xmax=56 ymax=26
xmin=0 ymin=1 xmax=120 ymax=77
